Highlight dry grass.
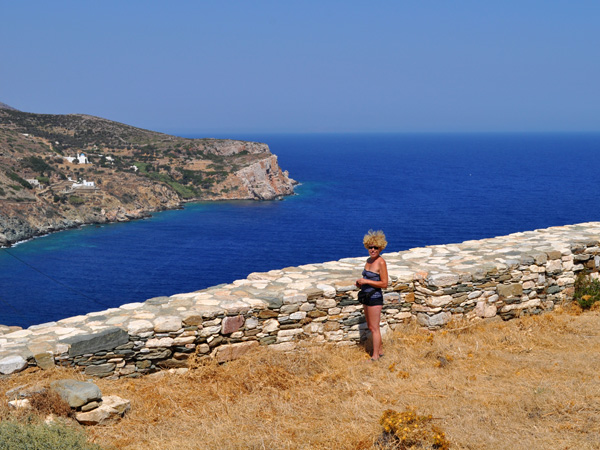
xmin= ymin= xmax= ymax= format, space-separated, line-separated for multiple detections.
xmin=2 ymin=305 xmax=600 ymax=449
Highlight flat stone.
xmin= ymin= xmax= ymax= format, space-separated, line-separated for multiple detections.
xmin=146 ymin=296 xmax=171 ymax=305
xmin=222 ymin=300 xmax=251 ymax=314
xmin=497 ymin=284 xmax=523 ymax=299
xmin=316 ymin=299 xmax=337 ymax=309
xmin=81 ymin=401 xmax=101 ymax=412
xmin=222 ymin=315 xmax=245 ymax=334
xmin=257 ymin=295 xmax=283 ymax=309
xmin=305 ymin=288 xmax=324 ymax=299
xmin=283 ymin=293 xmax=307 ymax=305
xmin=34 ymin=351 xmax=55 ymax=370
xmin=258 ymin=310 xmax=279 ymax=319
xmin=146 ymin=337 xmax=175 ymax=348
xmin=154 ymin=316 xmax=182 ymax=333
xmin=119 ymin=302 xmax=145 ymax=310
xmin=269 ymin=342 xmax=296 ymax=351
xmin=546 ymin=250 xmax=562 ymax=260
xmin=51 ymin=379 xmax=102 ymax=408
xmin=262 ymin=319 xmax=280 ymax=333
xmin=76 ymin=395 xmax=130 ymax=425
xmin=475 ymin=301 xmax=497 ymax=318
xmin=61 ymin=327 xmax=129 ymax=357
xmin=425 ymin=295 xmax=453 ymax=307
xmin=84 ymin=363 xmax=116 ymax=377
xmin=214 ymin=341 xmax=259 ymax=363
xmin=0 ymin=355 xmax=28 ymax=375
xmin=316 ymin=284 xmax=336 ymax=298
xmin=289 ymin=311 xmax=307 ymax=321
xmin=137 ymin=349 xmax=172 ymax=360
xmin=280 ymin=304 xmax=299 ymax=315
xmin=245 ymin=317 xmax=259 ymax=329
xmin=417 ymin=311 xmax=451 ymax=328
xmin=127 ymin=320 xmax=153 ymax=335
xmin=182 ymin=314 xmax=203 ymax=326
xmin=428 ymin=273 xmax=460 ymax=287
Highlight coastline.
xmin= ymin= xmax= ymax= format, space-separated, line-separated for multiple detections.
xmin=0 ymin=189 xmax=301 ymax=249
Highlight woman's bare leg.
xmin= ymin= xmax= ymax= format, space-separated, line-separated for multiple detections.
xmin=365 ymin=305 xmax=383 ymax=359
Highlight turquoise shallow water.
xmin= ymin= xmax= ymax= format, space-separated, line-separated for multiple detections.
xmin=1 ymin=133 xmax=599 ymax=327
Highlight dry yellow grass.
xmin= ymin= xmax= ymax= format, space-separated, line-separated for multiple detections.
xmin=2 ymin=305 xmax=600 ymax=449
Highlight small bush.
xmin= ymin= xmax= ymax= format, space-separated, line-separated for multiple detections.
xmin=378 ymin=409 xmax=450 ymax=449
xmin=28 ymin=390 xmax=73 ymax=418
xmin=0 ymin=420 xmax=103 ymax=450
xmin=5 ymin=171 xmax=32 ymax=189
xmin=68 ymin=195 xmax=85 ymax=206
xmin=574 ymin=272 xmax=600 ymax=309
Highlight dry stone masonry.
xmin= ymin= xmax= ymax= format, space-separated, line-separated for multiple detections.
xmin=1 ymin=222 xmax=600 ymax=378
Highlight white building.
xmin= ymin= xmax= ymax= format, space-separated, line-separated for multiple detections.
xmin=72 ymin=179 xmax=95 ymax=189
xmin=77 ymin=152 xmax=89 ymax=164
xmin=64 ymin=152 xmax=90 ymax=164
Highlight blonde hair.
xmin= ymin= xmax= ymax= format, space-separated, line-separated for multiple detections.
xmin=363 ymin=229 xmax=387 ymax=250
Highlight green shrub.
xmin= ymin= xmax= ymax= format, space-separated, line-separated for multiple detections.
xmin=574 ymin=272 xmax=600 ymax=309
xmin=5 ymin=171 xmax=32 ymax=189
xmin=0 ymin=420 xmax=104 ymax=450
xmin=68 ymin=195 xmax=85 ymax=206
xmin=22 ymin=156 xmax=54 ymax=176
xmin=168 ymin=181 xmax=197 ymax=199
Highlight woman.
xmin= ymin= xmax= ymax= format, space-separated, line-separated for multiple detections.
xmin=356 ymin=230 xmax=388 ymax=361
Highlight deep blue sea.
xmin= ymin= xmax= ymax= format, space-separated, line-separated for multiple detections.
xmin=1 ymin=133 xmax=599 ymax=328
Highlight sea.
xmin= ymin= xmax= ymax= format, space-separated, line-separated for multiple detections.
xmin=1 ymin=133 xmax=599 ymax=328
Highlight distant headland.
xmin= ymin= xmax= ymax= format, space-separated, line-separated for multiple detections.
xmin=0 ymin=102 xmax=296 ymax=246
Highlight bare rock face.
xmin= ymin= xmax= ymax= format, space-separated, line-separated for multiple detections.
xmin=229 ymin=155 xmax=296 ymax=200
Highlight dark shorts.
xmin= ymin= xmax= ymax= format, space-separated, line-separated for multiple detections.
xmin=361 ymin=290 xmax=383 ymax=307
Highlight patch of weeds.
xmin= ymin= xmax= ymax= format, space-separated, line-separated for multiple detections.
xmin=574 ymin=272 xmax=600 ymax=309
xmin=378 ymin=408 xmax=450 ymax=449
xmin=28 ymin=390 xmax=74 ymax=418
xmin=0 ymin=420 xmax=104 ymax=450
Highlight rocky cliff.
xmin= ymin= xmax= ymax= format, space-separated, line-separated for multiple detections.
xmin=0 ymin=106 xmax=296 ymax=246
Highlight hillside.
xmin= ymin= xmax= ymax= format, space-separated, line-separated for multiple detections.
xmin=0 ymin=102 xmax=18 ymax=111
xmin=0 ymin=107 xmax=296 ymax=246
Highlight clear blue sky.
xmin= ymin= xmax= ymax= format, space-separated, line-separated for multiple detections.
xmin=1 ymin=1 xmax=598 ymax=134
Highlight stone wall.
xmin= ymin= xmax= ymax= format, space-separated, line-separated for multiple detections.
xmin=1 ymin=222 xmax=600 ymax=378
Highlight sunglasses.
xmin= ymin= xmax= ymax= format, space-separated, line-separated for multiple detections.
xmin=368 ymin=246 xmax=379 ymax=250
